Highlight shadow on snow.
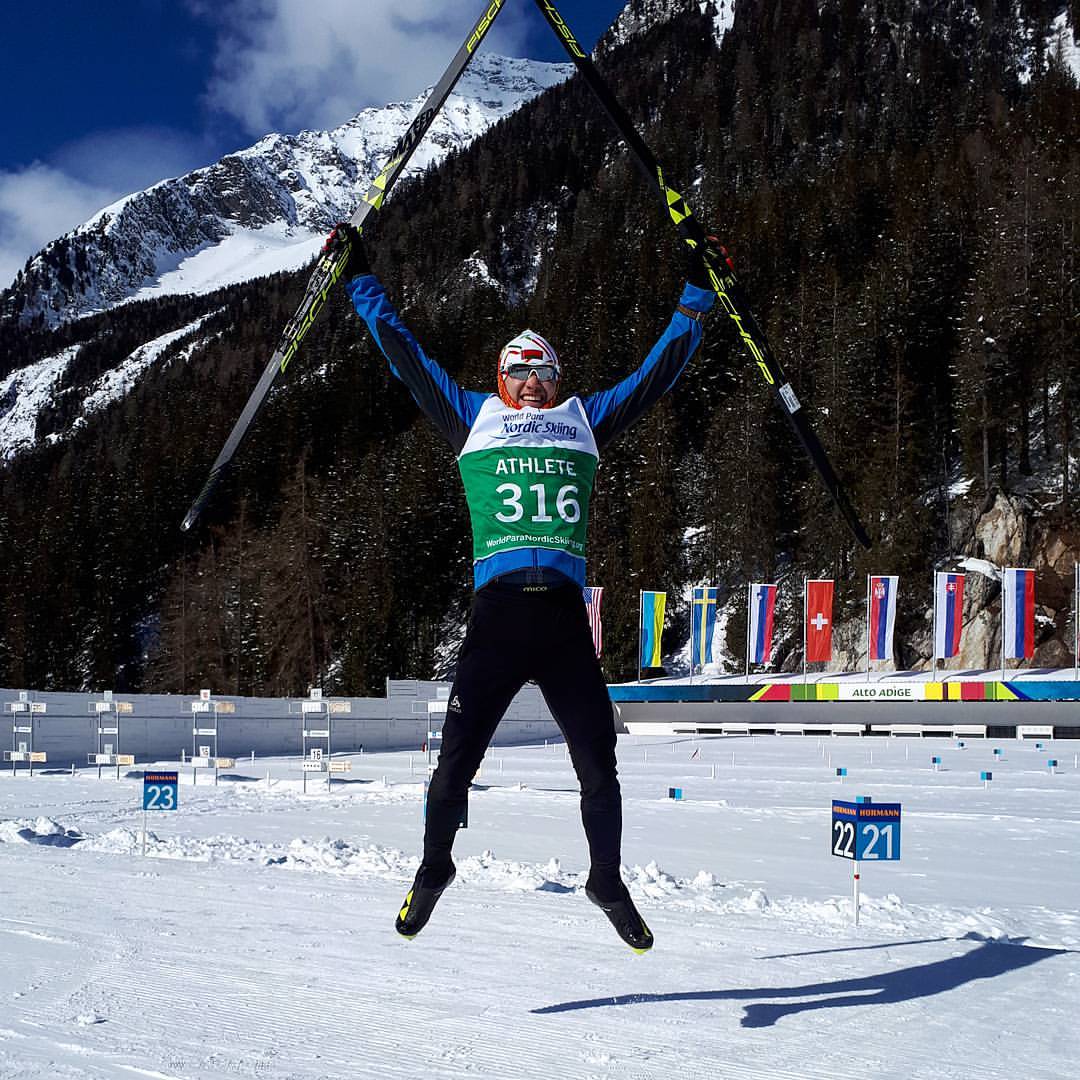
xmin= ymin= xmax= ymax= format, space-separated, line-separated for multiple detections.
xmin=532 ymin=934 xmax=1070 ymax=1026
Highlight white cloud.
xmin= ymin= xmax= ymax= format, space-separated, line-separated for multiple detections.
xmin=194 ymin=0 xmax=533 ymax=137
xmin=0 ymin=164 xmax=115 ymax=290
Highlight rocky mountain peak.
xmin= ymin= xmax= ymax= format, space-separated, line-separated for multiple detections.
xmin=1 ymin=52 xmax=572 ymax=329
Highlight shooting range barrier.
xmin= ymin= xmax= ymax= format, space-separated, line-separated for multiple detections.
xmin=0 ymin=681 xmax=561 ymax=769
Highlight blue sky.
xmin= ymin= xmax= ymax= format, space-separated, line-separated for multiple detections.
xmin=0 ymin=0 xmax=628 ymax=289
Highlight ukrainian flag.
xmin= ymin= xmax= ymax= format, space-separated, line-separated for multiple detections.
xmin=640 ymin=591 xmax=667 ymax=670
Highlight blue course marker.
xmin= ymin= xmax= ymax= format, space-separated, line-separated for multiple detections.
xmin=668 ymin=787 xmax=683 ymax=800
xmin=143 ymin=771 xmax=179 ymax=811
xmin=981 ymin=770 xmax=993 ymax=781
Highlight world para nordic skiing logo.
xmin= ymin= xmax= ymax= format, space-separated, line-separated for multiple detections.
xmin=496 ymin=414 xmax=578 ymax=440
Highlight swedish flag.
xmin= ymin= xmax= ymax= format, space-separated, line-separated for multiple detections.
xmin=639 ymin=591 xmax=667 ymax=670
xmin=691 ymin=586 xmax=718 ymax=670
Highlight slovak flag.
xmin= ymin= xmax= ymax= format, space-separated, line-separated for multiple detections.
xmin=868 ymin=575 xmax=899 ymax=662
xmin=748 ymin=583 xmax=777 ymax=665
xmin=806 ymin=579 xmax=834 ymax=663
xmin=1002 ymin=568 xmax=1036 ymax=659
xmin=934 ymin=573 xmax=965 ymax=659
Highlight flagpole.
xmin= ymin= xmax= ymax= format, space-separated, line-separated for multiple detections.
xmin=803 ymin=578 xmax=808 ymax=685
xmin=933 ymin=571 xmax=939 ymax=682
xmin=688 ymin=591 xmax=694 ymax=686
xmin=1000 ymin=569 xmax=1006 ymax=682
xmin=1074 ymin=562 xmax=1078 ymax=681
xmin=638 ymin=590 xmax=643 ymax=685
xmin=865 ymin=575 xmax=871 ymax=682
xmin=745 ymin=583 xmax=751 ymax=682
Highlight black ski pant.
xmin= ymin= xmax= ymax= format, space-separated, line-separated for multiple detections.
xmin=423 ymin=580 xmax=622 ymax=894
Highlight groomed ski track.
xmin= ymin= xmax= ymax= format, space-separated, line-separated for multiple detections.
xmin=1 ymin=735 xmax=1077 ymax=1079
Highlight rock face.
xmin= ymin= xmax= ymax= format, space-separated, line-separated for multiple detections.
xmin=950 ymin=493 xmax=1078 ymax=671
xmin=1 ymin=53 xmax=573 ymax=328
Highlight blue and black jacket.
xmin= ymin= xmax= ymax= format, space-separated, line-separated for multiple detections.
xmin=346 ymin=274 xmax=714 ymax=588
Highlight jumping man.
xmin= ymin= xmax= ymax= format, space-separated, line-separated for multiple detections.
xmin=326 ymin=223 xmax=715 ymax=950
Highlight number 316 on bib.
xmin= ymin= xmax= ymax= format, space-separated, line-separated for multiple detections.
xmin=831 ymin=800 xmax=901 ymax=860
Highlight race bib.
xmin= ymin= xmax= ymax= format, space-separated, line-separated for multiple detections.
xmin=457 ymin=398 xmax=599 ymax=565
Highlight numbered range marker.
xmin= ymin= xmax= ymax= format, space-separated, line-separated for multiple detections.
xmin=831 ymin=799 xmax=901 ymax=861
xmin=143 ymin=771 xmax=179 ymax=811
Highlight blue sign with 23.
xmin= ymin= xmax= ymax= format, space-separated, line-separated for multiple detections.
xmin=143 ymin=771 xmax=179 ymax=811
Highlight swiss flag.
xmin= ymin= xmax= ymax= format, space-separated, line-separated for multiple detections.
xmin=806 ymin=579 xmax=834 ymax=663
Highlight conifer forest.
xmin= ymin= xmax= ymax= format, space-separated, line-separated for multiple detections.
xmin=1 ymin=1 xmax=1078 ymax=695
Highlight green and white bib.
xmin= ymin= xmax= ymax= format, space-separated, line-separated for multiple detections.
xmin=457 ymin=396 xmax=599 ymax=573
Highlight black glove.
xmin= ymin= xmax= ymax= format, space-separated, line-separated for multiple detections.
xmin=323 ymin=221 xmax=370 ymax=281
xmin=685 ymin=235 xmax=723 ymax=290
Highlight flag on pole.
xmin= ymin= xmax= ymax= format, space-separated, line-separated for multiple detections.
xmin=748 ymin=583 xmax=777 ymax=665
xmin=934 ymin=572 xmax=965 ymax=659
xmin=582 ymin=587 xmax=604 ymax=658
xmin=868 ymin=575 xmax=899 ymax=662
xmin=1002 ymin=568 xmax=1036 ymax=659
xmin=690 ymin=586 xmax=718 ymax=670
xmin=806 ymin=579 xmax=834 ymax=663
xmin=640 ymin=591 xmax=667 ymax=669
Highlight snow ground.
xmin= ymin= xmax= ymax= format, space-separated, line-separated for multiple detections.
xmin=1 ymin=734 xmax=1078 ymax=1079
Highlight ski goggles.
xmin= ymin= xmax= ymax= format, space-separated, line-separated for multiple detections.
xmin=503 ymin=363 xmax=559 ymax=383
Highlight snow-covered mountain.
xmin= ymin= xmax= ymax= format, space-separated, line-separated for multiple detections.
xmin=600 ymin=0 xmax=735 ymax=51
xmin=1 ymin=53 xmax=573 ymax=328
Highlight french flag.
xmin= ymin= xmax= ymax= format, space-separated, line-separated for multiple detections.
xmin=934 ymin=573 xmax=965 ymax=659
xmin=1002 ymin=568 xmax=1036 ymax=659
xmin=748 ymin=583 xmax=777 ymax=665
xmin=868 ymin=575 xmax=899 ymax=662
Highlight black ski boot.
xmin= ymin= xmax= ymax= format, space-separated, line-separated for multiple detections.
xmin=395 ymin=861 xmax=456 ymax=939
xmin=586 ymin=883 xmax=654 ymax=953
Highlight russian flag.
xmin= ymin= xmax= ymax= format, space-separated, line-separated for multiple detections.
xmin=748 ymin=583 xmax=777 ymax=665
xmin=934 ymin=572 xmax=965 ymax=659
xmin=1002 ymin=568 xmax=1036 ymax=659
xmin=868 ymin=575 xmax=899 ymax=662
